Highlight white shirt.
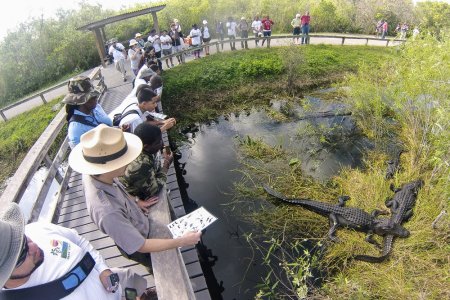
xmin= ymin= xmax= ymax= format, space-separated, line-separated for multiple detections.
xmin=108 ymin=43 xmax=125 ymax=62
xmin=147 ymin=35 xmax=161 ymax=52
xmin=118 ymin=103 xmax=147 ymax=133
xmin=190 ymin=29 xmax=202 ymax=46
xmin=160 ymin=35 xmax=172 ymax=50
xmin=252 ymin=20 xmax=262 ymax=33
xmin=226 ymin=21 xmax=237 ymax=36
xmin=202 ymin=26 xmax=210 ymax=39
xmin=127 ymin=48 xmax=142 ymax=69
xmin=6 ymin=222 xmax=120 ymax=300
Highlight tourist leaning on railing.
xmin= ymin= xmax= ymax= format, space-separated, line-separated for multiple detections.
xmin=68 ymin=125 xmax=202 ymax=270
xmin=63 ymin=76 xmax=112 ymax=149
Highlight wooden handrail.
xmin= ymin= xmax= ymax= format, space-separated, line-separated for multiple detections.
xmin=0 ymin=67 xmax=104 ymax=217
xmin=161 ymin=34 xmax=406 ymax=61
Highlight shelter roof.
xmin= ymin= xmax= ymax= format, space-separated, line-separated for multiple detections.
xmin=77 ymin=4 xmax=166 ymax=31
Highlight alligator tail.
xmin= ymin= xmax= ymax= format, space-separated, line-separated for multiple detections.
xmin=354 ymin=235 xmax=394 ymax=263
xmin=263 ymin=184 xmax=290 ymax=202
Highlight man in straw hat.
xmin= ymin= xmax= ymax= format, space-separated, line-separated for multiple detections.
xmin=128 ymin=39 xmax=144 ymax=76
xmin=0 ymin=203 xmax=148 ymax=299
xmin=135 ymin=32 xmax=145 ymax=48
xmin=62 ymin=75 xmax=112 ymax=149
xmin=69 ymin=124 xmax=201 ymax=269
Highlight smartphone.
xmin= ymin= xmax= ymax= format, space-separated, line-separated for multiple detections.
xmin=107 ymin=273 xmax=120 ymax=293
xmin=125 ymin=287 xmax=138 ymax=300
xmin=164 ymin=145 xmax=171 ymax=155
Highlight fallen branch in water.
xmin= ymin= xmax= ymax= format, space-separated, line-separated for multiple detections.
xmin=297 ymin=111 xmax=352 ymax=120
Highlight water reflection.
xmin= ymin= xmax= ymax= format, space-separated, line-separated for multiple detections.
xmin=175 ymin=91 xmax=372 ymax=298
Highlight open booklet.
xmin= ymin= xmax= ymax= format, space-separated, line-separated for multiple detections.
xmin=167 ymin=207 xmax=218 ymax=238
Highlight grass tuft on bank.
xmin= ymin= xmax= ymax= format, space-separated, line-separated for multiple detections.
xmin=0 ymin=99 xmax=62 ymax=184
xmin=163 ymin=41 xmax=449 ymax=299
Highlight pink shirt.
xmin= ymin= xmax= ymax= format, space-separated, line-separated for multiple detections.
xmin=301 ymin=15 xmax=310 ymax=25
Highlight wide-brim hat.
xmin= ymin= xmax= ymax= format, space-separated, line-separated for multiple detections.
xmin=139 ymin=67 xmax=156 ymax=79
xmin=62 ymin=89 xmax=100 ymax=106
xmin=0 ymin=203 xmax=25 ymax=287
xmin=135 ymin=33 xmax=142 ymax=38
xmin=69 ymin=124 xmax=142 ymax=175
xmin=129 ymin=39 xmax=138 ymax=46
xmin=202 ymin=20 xmax=208 ymax=25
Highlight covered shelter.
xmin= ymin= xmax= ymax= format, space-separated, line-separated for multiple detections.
xmin=77 ymin=4 xmax=166 ymax=67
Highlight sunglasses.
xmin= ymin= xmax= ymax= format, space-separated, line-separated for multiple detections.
xmin=16 ymin=236 xmax=29 ymax=267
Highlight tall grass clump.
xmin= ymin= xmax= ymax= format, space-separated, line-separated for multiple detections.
xmin=0 ymin=99 xmax=63 ymax=184
xmin=230 ymin=37 xmax=449 ymax=298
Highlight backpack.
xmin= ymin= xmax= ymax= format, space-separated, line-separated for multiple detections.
xmin=69 ymin=114 xmax=98 ymax=127
xmin=112 ymin=103 xmax=140 ymax=127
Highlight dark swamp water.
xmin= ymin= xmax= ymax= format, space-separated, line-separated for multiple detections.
xmin=174 ymin=89 xmax=373 ymax=299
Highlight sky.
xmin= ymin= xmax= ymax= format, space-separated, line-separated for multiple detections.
xmin=0 ymin=0 xmax=153 ymax=41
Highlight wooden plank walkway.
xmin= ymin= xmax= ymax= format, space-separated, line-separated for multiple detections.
xmin=56 ymin=63 xmax=210 ymax=299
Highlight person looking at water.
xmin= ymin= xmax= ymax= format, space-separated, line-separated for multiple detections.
xmin=69 ymin=124 xmax=202 ymax=269
xmin=63 ymin=76 xmax=112 ymax=149
xmin=118 ymin=84 xmax=176 ymax=133
xmin=121 ymin=123 xmax=173 ymax=214
xmin=0 ymin=202 xmax=150 ymax=300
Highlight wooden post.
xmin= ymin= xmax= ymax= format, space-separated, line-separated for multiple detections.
xmin=0 ymin=110 xmax=7 ymax=121
xmin=93 ymin=28 xmax=107 ymax=67
xmin=341 ymin=37 xmax=345 ymax=45
xmin=151 ymin=12 xmax=160 ymax=34
xmin=39 ymin=93 xmax=47 ymax=104
xmin=386 ymin=40 xmax=390 ymax=47
xmin=215 ymin=42 xmax=220 ymax=53
xmin=365 ymin=38 xmax=369 ymax=46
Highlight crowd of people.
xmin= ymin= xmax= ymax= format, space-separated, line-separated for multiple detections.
xmin=0 ymin=44 xmax=202 ymax=298
xmin=105 ymin=12 xmax=313 ymax=80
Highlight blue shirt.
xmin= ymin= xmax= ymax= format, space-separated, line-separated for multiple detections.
xmin=68 ymin=104 xmax=112 ymax=149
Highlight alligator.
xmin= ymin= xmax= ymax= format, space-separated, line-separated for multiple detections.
xmin=355 ymin=179 xmax=424 ymax=262
xmin=385 ymin=150 xmax=404 ymax=179
xmin=263 ymin=184 xmax=409 ymax=245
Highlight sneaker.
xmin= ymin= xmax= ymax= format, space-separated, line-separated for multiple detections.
xmin=171 ymin=64 xmax=175 ymax=67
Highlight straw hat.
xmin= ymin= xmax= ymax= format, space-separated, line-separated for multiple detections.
xmin=69 ymin=124 xmax=142 ymax=175
xmin=135 ymin=33 xmax=142 ymax=38
xmin=129 ymin=39 xmax=138 ymax=46
xmin=0 ymin=203 xmax=25 ymax=287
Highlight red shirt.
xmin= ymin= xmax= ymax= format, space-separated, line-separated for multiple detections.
xmin=261 ymin=18 xmax=274 ymax=31
xmin=301 ymin=15 xmax=310 ymax=25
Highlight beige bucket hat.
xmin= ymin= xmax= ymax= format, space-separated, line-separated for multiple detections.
xmin=0 ymin=203 xmax=25 ymax=287
xmin=69 ymin=124 xmax=142 ymax=175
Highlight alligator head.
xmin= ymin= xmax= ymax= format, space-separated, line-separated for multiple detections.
xmin=373 ymin=218 xmax=410 ymax=238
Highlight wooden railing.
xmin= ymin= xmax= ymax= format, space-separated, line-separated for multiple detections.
xmin=162 ymin=33 xmax=406 ymax=62
xmin=0 ymin=68 xmax=106 ymax=121
xmin=0 ymin=67 xmax=106 ymax=222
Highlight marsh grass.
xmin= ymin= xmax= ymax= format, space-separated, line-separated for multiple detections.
xmin=165 ymin=41 xmax=448 ymax=298
xmin=0 ymin=97 xmax=63 ymax=184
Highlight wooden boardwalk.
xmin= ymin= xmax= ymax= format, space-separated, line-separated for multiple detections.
xmin=56 ymin=63 xmax=210 ymax=299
